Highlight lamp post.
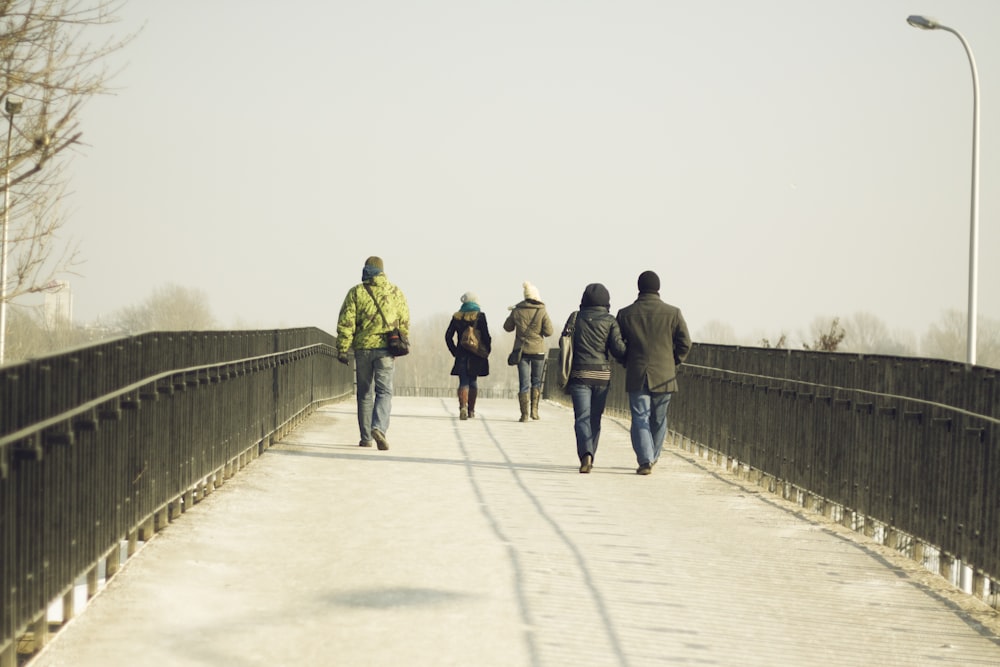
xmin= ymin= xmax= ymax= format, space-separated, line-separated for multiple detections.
xmin=907 ymin=15 xmax=981 ymax=367
xmin=0 ymin=96 xmax=21 ymax=365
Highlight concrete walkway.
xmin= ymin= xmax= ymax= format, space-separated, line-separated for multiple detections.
xmin=29 ymin=397 xmax=1000 ymax=667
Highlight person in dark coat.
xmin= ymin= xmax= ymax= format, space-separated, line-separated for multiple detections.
xmin=562 ymin=283 xmax=627 ymax=473
xmin=445 ymin=291 xmax=492 ymax=420
xmin=616 ymin=270 xmax=691 ymax=475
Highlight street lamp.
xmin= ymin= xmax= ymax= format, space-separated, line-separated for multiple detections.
xmin=907 ymin=15 xmax=981 ymax=366
xmin=0 ymin=95 xmax=21 ymax=365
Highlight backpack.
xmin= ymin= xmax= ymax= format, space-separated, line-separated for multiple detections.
xmin=460 ymin=323 xmax=488 ymax=358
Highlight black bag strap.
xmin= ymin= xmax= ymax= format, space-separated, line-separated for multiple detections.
xmin=515 ymin=308 xmax=542 ymax=348
xmin=363 ymin=283 xmax=391 ymax=328
xmin=525 ymin=308 xmax=541 ymax=335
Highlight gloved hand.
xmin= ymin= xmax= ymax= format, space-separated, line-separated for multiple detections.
xmin=337 ymin=351 xmax=349 ymax=365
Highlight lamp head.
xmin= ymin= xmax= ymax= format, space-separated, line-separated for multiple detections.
xmin=4 ymin=97 xmax=22 ymax=115
xmin=907 ymin=15 xmax=938 ymax=30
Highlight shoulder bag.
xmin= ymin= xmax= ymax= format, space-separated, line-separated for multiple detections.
xmin=508 ymin=308 xmax=541 ymax=366
xmin=363 ymin=283 xmax=409 ymax=357
xmin=557 ymin=311 xmax=578 ymax=390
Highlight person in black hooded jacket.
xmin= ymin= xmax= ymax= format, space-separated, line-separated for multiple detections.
xmin=562 ymin=283 xmax=627 ymax=473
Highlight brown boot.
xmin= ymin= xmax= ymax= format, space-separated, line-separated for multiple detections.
xmin=468 ymin=388 xmax=478 ymax=418
xmin=518 ymin=392 xmax=530 ymax=422
xmin=458 ymin=387 xmax=469 ymax=420
xmin=530 ymin=388 xmax=541 ymax=420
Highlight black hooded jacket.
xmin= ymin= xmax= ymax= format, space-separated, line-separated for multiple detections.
xmin=563 ymin=305 xmax=626 ymax=386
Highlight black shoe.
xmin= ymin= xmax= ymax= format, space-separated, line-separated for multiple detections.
xmin=372 ymin=429 xmax=389 ymax=451
xmin=636 ymin=463 xmax=652 ymax=475
xmin=579 ymin=455 xmax=593 ymax=474
xmin=359 ymin=440 xmax=373 ymax=448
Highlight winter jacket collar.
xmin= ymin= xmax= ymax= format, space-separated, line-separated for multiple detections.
xmin=453 ymin=311 xmax=480 ymax=322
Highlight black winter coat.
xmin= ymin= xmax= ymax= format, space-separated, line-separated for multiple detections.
xmin=446 ymin=311 xmax=491 ymax=377
xmin=563 ymin=306 xmax=626 ymax=386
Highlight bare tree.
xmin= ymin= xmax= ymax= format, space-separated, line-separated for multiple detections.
xmin=841 ymin=311 xmax=916 ymax=356
xmin=1 ymin=1 xmax=131 ymax=310
xmin=3 ymin=299 xmax=86 ymax=360
xmin=921 ymin=309 xmax=1000 ymax=368
xmin=696 ymin=319 xmax=737 ymax=344
xmin=921 ymin=309 xmax=966 ymax=363
xmin=803 ymin=317 xmax=845 ymax=352
xmin=977 ymin=317 xmax=1000 ymax=370
xmin=841 ymin=312 xmax=887 ymax=353
xmin=759 ymin=333 xmax=788 ymax=349
xmin=111 ymin=283 xmax=216 ymax=333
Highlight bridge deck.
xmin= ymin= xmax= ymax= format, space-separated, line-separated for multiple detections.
xmin=29 ymin=397 xmax=1000 ymax=666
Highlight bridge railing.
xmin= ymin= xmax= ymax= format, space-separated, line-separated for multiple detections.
xmin=0 ymin=328 xmax=353 ymax=664
xmin=5 ymin=333 xmax=998 ymax=661
xmin=545 ymin=343 xmax=1000 ymax=603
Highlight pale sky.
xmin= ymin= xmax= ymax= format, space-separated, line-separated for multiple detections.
xmin=63 ymin=0 xmax=1000 ymax=346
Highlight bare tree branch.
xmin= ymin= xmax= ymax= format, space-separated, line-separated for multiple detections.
xmin=1 ymin=0 xmax=132 ymax=311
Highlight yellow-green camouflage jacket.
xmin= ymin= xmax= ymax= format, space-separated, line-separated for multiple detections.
xmin=336 ymin=273 xmax=410 ymax=353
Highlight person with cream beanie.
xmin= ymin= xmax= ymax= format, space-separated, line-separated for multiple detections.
xmin=503 ymin=281 xmax=554 ymax=421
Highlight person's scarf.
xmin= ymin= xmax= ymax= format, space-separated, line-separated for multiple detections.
xmin=460 ymin=301 xmax=480 ymax=312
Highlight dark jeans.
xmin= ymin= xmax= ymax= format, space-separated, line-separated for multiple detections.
xmin=569 ymin=382 xmax=609 ymax=462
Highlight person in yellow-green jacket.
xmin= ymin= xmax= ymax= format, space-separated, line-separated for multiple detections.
xmin=336 ymin=256 xmax=410 ymax=451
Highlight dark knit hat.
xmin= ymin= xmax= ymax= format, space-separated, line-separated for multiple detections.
xmin=581 ymin=283 xmax=610 ymax=308
xmin=364 ymin=256 xmax=384 ymax=270
xmin=637 ymin=270 xmax=660 ymax=294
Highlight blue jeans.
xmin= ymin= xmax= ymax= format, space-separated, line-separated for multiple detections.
xmin=628 ymin=383 xmax=672 ymax=466
xmin=517 ymin=356 xmax=545 ymax=393
xmin=569 ymin=382 xmax=609 ymax=462
xmin=354 ymin=349 xmax=394 ymax=443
